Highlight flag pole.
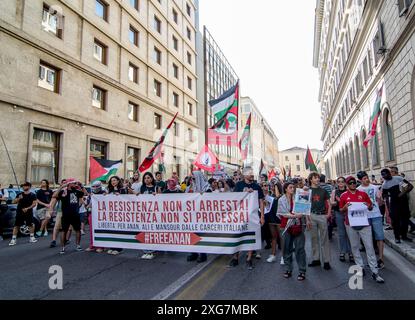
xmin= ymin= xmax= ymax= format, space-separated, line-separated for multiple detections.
xmin=0 ymin=129 xmax=20 ymax=190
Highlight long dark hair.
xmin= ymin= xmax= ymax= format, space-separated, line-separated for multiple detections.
xmin=108 ymin=176 xmax=123 ymax=193
xmin=41 ymin=179 xmax=49 ymax=189
xmin=142 ymin=172 xmax=155 ymax=186
xmin=283 ymin=182 xmax=294 ymax=194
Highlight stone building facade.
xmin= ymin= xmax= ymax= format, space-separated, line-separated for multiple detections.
xmin=279 ymin=147 xmax=324 ymax=179
xmin=0 ymin=0 xmax=200 ymax=185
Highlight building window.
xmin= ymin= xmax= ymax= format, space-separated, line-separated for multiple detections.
xmin=128 ymin=63 xmax=138 ymax=83
xmin=154 ymin=46 xmax=162 ymax=65
xmin=154 ymin=79 xmax=162 ymax=97
xmin=92 ymin=86 xmax=106 ymax=109
xmin=350 ymin=141 xmax=355 ymax=173
xmin=154 ymin=113 xmax=162 ymax=129
xmin=186 ymin=27 xmax=191 ymax=40
xmin=373 ymin=21 xmax=386 ymax=64
xmin=187 ymin=51 xmax=192 ymax=65
xmin=95 ymin=0 xmax=108 ymax=21
xmin=187 ymin=76 xmax=192 ymax=90
xmin=172 ymin=9 xmax=178 ymax=24
xmin=42 ymin=4 xmax=62 ymax=38
xmin=173 ymin=63 xmax=179 ymax=79
xmin=188 ymin=128 xmax=193 ymax=142
xmin=398 ymin=0 xmax=413 ymax=16
xmin=372 ymin=135 xmax=380 ymax=167
xmin=90 ymin=139 xmax=107 ymax=159
xmin=129 ymin=25 xmax=139 ymax=46
xmin=129 ymin=0 xmax=139 ymax=11
xmin=296 ymin=155 xmax=300 ymax=161
xmin=128 ymin=102 xmax=138 ymax=122
xmin=188 ymin=102 xmax=193 ymax=116
xmin=285 ymin=156 xmax=289 ymax=161
xmin=93 ymin=39 xmax=107 ymax=65
xmin=173 ymin=122 xmax=179 ymax=136
xmin=296 ymin=165 xmax=301 ymax=172
xmin=154 ymin=15 xmax=161 ymax=33
xmin=383 ymin=109 xmax=396 ymax=162
xmin=173 ymin=156 xmax=181 ymax=181
xmin=31 ymin=129 xmax=60 ymax=184
xmin=126 ymin=147 xmax=140 ymax=178
xmin=354 ymin=135 xmax=361 ymax=171
xmin=38 ymin=62 xmax=60 ymax=93
xmin=186 ymin=3 xmax=191 ymax=16
xmin=172 ymin=35 xmax=178 ymax=51
xmin=173 ymin=92 xmax=179 ymax=107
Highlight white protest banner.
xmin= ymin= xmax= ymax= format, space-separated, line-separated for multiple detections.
xmin=348 ymin=202 xmax=370 ymax=227
xmin=91 ymin=192 xmax=261 ymax=254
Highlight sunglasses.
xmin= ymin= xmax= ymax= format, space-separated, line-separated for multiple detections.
xmin=348 ymin=181 xmax=357 ymax=185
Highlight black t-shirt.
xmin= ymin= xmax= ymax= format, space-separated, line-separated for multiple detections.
xmin=163 ymin=189 xmax=182 ymax=194
xmin=17 ymin=192 xmax=37 ymax=215
xmin=311 ymin=187 xmax=329 ymax=215
xmin=107 ymin=188 xmax=128 ymax=195
xmin=140 ymin=185 xmax=157 ymax=194
xmin=156 ymin=181 xmax=167 ymax=192
xmin=36 ymin=189 xmax=53 ymax=209
xmin=234 ymin=181 xmax=265 ymax=202
xmin=57 ymin=189 xmax=84 ymax=216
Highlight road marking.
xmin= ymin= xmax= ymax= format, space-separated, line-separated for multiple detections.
xmin=174 ymin=255 xmax=230 ymax=300
xmin=384 ymin=246 xmax=415 ymax=285
xmin=151 ymin=255 xmax=220 ymax=300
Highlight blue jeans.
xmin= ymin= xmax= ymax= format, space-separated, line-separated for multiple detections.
xmin=335 ymin=211 xmax=351 ymax=254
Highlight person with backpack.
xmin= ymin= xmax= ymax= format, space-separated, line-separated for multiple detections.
xmin=277 ymin=182 xmax=311 ymax=281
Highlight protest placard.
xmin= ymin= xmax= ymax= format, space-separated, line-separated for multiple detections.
xmin=348 ymin=202 xmax=370 ymax=227
xmin=91 ymin=192 xmax=261 ymax=254
xmin=293 ymin=188 xmax=311 ymax=215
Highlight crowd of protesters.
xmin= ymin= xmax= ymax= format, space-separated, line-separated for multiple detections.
xmin=1 ymin=165 xmax=415 ymax=284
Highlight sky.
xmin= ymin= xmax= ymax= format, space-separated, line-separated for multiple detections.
xmin=199 ymin=0 xmax=323 ymax=151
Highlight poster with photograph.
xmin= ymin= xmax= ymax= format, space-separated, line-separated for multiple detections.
xmin=293 ymin=188 xmax=311 ymax=215
xmin=348 ymin=202 xmax=370 ymax=227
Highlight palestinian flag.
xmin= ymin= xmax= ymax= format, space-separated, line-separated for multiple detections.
xmin=305 ymin=146 xmax=318 ymax=172
xmin=193 ymin=145 xmax=219 ymax=173
xmin=208 ymin=81 xmax=239 ymax=146
xmin=139 ymin=112 xmax=178 ymax=173
xmin=239 ymin=113 xmax=251 ymax=161
xmin=268 ymin=169 xmax=277 ymax=180
xmin=364 ymin=85 xmax=384 ymax=148
xmin=89 ymin=157 xmax=122 ymax=182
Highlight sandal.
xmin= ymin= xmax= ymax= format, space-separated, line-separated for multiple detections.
xmin=339 ymin=254 xmax=346 ymax=262
xmin=297 ymin=272 xmax=306 ymax=281
xmin=349 ymin=254 xmax=355 ymax=263
xmin=283 ymin=271 xmax=292 ymax=278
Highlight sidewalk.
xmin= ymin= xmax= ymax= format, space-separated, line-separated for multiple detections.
xmin=383 ymin=224 xmax=415 ymax=265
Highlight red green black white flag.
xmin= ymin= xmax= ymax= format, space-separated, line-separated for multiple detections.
xmin=89 ymin=157 xmax=122 ymax=182
xmin=193 ymin=145 xmax=219 ymax=173
xmin=139 ymin=112 xmax=178 ymax=173
xmin=363 ymin=85 xmax=384 ymax=148
xmin=239 ymin=113 xmax=251 ymax=161
xmin=305 ymin=146 xmax=318 ymax=172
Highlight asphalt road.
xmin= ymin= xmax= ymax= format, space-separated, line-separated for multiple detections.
xmin=1 ymin=228 xmax=415 ymax=300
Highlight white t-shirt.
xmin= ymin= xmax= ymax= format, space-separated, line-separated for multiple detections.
xmin=357 ymin=184 xmax=382 ymax=219
xmin=131 ymin=182 xmax=142 ymax=194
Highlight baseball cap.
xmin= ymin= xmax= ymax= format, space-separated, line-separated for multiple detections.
xmin=345 ymin=176 xmax=357 ymax=184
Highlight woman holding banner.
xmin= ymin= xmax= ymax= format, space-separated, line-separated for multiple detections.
xmin=277 ymin=182 xmax=311 ymax=281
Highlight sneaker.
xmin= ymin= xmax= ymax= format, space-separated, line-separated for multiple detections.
xmin=9 ymin=239 xmax=16 ymax=246
xmin=308 ymin=260 xmax=321 ymax=267
xmin=264 ymin=243 xmax=272 ymax=250
xmin=280 ymin=256 xmax=285 ymax=265
xmin=43 ymin=231 xmax=48 ymax=237
xmin=59 ymin=248 xmax=65 ymax=254
xmin=107 ymin=250 xmax=114 ymax=254
xmin=247 ymin=259 xmax=254 ymax=270
xmin=29 ymin=237 xmax=38 ymax=243
xmin=85 ymin=247 xmax=94 ymax=252
xmin=76 ymin=245 xmax=82 ymax=252
xmin=146 ymin=253 xmax=155 ymax=260
xmin=228 ymin=258 xmax=239 ymax=268
xmin=36 ymin=231 xmax=42 ymax=237
xmin=141 ymin=253 xmax=149 ymax=259
xmin=395 ymin=239 xmax=402 ymax=244
xmin=187 ymin=253 xmax=198 ymax=262
xmin=110 ymin=250 xmax=121 ymax=255
xmin=323 ymin=262 xmax=331 ymax=270
xmin=65 ymin=240 xmax=71 ymax=245
xmin=80 ymin=230 xmax=85 ymax=236
xmin=50 ymin=240 xmax=56 ymax=248
xmin=96 ymin=248 xmax=103 ymax=253
xmin=255 ymin=252 xmax=261 ymax=259
xmin=372 ymin=273 xmax=385 ymax=283
xmin=377 ymin=259 xmax=385 ymax=269
xmin=266 ymin=255 xmax=277 ymax=263
xmin=349 ymin=254 xmax=355 ymax=263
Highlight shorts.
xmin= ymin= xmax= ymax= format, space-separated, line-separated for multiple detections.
xmin=14 ymin=211 xmax=34 ymax=227
xmin=61 ymin=213 xmax=81 ymax=232
xmin=79 ymin=211 xmax=87 ymax=224
xmin=369 ymin=216 xmax=385 ymax=241
xmin=36 ymin=208 xmax=50 ymax=220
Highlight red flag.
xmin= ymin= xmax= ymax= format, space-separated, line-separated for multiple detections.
xmin=239 ymin=113 xmax=251 ymax=161
xmin=193 ymin=145 xmax=219 ymax=173
xmin=139 ymin=113 xmax=178 ymax=173
xmin=268 ymin=169 xmax=276 ymax=180
xmin=305 ymin=146 xmax=318 ymax=172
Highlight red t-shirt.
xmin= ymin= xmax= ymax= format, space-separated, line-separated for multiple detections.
xmin=339 ymin=190 xmax=372 ymax=226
